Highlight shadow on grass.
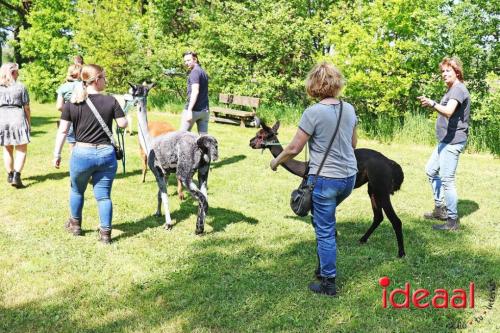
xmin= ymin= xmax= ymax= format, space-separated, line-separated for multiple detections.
xmin=31 ymin=115 xmax=58 ymax=127
xmin=113 ymin=201 xmax=258 ymax=241
xmin=458 ymin=199 xmax=479 ymax=218
xmin=29 ymin=130 xmax=47 ymax=137
xmin=210 ymin=154 xmax=246 ymax=169
xmin=24 ymin=171 xmax=69 ymax=187
xmin=2 ymin=216 xmax=498 ymax=333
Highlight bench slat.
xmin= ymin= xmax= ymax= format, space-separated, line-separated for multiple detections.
xmin=212 ymin=107 xmax=255 ymax=118
xmin=210 ymin=116 xmax=241 ymax=125
xmin=232 ymin=95 xmax=259 ymax=108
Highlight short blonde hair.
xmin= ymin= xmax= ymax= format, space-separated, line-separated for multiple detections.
xmin=66 ymin=64 xmax=82 ymax=82
xmin=0 ymin=63 xmax=19 ymax=87
xmin=439 ymin=56 xmax=464 ymax=82
xmin=71 ymin=64 xmax=104 ymax=103
xmin=305 ymin=62 xmax=344 ymax=99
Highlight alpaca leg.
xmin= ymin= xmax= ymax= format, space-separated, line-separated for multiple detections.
xmin=197 ymin=163 xmax=210 ymax=199
xmin=380 ymin=195 xmax=405 ymax=257
xmin=359 ymin=189 xmax=384 ymax=244
xmin=184 ymin=179 xmax=208 ymax=234
xmin=141 ymin=154 xmax=148 ymax=183
xmin=177 ymin=178 xmax=185 ymax=200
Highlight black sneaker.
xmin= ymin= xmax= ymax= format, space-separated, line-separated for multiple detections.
xmin=308 ymin=277 xmax=336 ymax=297
xmin=7 ymin=171 xmax=13 ymax=184
xmin=432 ymin=218 xmax=460 ymax=231
xmin=424 ymin=206 xmax=448 ymax=221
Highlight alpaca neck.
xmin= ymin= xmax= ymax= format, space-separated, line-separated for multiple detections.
xmin=136 ymin=98 xmax=152 ymax=154
xmin=268 ymin=138 xmax=307 ymax=178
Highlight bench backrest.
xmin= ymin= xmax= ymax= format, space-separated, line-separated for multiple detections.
xmin=219 ymin=94 xmax=260 ymax=109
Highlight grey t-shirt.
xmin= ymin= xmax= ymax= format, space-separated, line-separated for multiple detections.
xmin=0 ymin=82 xmax=29 ymax=107
xmin=56 ymin=80 xmax=82 ymax=102
xmin=436 ymin=81 xmax=470 ymax=144
xmin=185 ymin=64 xmax=209 ymax=112
xmin=299 ymin=102 xmax=358 ymax=178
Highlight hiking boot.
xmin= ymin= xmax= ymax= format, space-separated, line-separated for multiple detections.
xmin=424 ymin=206 xmax=448 ymax=221
xmin=432 ymin=217 xmax=460 ymax=231
xmin=98 ymin=228 xmax=112 ymax=244
xmin=65 ymin=217 xmax=82 ymax=236
xmin=11 ymin=171 xmax=24 ymax=188
xmin=7 ymin=171 xmax=13 ymax=184
xmin=308 ymin=277 xmax=337 ymax=297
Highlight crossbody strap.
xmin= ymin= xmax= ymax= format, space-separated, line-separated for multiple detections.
xmin=311 ymin=101 xmax=343 ymax=186
xmin=86 ymin=98 xmax=117 ymax=146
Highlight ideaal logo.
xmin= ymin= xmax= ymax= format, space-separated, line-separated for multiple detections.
xmin=379 ymin=276 xmax=475 ymax=309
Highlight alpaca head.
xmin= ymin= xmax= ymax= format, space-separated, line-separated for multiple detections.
xmin=197 ymin=135 xmax=219 ymax=162
xmin=128 ymin=82 xmax=156 ymax=99
xmin=249 ymin=121 xmax=280 ymax=149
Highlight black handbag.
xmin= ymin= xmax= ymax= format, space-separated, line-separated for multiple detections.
xmin=290 ymin=101 xmax=343 ymax=216
xmin=86 ymin=99 xmax=124 ymax=160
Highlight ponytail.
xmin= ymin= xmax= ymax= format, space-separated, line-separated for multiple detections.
xmin=70 ymin=64 xmax=103 ymax=103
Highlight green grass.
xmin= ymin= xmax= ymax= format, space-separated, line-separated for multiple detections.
xmin=1 ymin=103 xmax=499 ymax=333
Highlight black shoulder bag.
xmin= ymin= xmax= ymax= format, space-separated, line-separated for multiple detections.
xmin=290 ymin=101 xmax=343 ymax=216
xmin=86 ymin=98 xmax=124 ymax=160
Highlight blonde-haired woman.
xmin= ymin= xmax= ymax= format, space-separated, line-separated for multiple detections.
xmin=53 ymin=64 xmax=127 ymax=244
xmin=270 ymin=62 xmax=358 ymax=296
xmin=56 ymin=64 xmax=83 ymax=150
xmin=0 ymin=62 xmax=31 ymax=188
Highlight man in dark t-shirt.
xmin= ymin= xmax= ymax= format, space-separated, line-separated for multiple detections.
xmin=179 ymin=51 xmax=210 ymax=134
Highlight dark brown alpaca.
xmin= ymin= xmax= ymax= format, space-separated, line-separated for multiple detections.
xmin=249 ymin=121 xmax=405 ymax=257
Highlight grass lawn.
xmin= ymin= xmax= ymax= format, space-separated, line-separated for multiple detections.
xmin=1 ymin=102 xmax=499 ymax=333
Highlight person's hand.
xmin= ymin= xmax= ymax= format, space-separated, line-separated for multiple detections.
xmin=53 ymin=154 xmax=61 ymax=169
xmin=270 ymin=159 xmax=279 ymax=171
xmin=417 ymin=96 xmax=436 ymax=108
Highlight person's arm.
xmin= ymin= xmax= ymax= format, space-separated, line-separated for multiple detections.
xmin=417 ymin=96 xmax=459 ymax=118
xmin=53 ymin=120 xmax=71 ymax=168
xmin=270 ymin=128 xmax=310 ymax=171
xmin=56 ymin=94 xmax=64 ymax=111
xmin=116 ymin=116 xmax=128 ymax=128
xmin=187 ymin=83 xmax=200 ymax=112
xmin=352 ymin=126 xmax=358 ymax=148
xmin=24 ymin=104 xmax=31 ymax=128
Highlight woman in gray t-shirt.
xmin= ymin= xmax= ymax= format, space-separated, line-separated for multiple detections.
xmin=0 ymin=63 xmax=31 ymax=188
xmin=418 ymin=56 xmax=470 ymax=231
xmin=270 ymin=62 xmax=358 ymax=297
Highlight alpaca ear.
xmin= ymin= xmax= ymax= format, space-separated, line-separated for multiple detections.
xmin=128 ymin=82 xmax=135 ymax=89
xmin=272 ymin=121 xmax=280 ymax=132
xmin=148 ymin=82 xmax=156 ymax=90
xmin=261 ymin=122 xmax=271 ymax=131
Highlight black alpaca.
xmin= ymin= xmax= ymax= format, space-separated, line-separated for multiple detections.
xmin=249 ymin=121 xmax=405 ymax=257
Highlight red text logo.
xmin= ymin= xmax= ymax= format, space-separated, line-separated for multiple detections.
xmin=379 ymin=276 xmax=475 ymax=309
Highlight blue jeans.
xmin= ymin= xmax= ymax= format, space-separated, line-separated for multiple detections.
xmin=425 ymin=141 xmax=466 ymax=220
xmin=309 ymin=174 xmax=356 ymax=278
xmin=69 ymin=145 xmax=117 ymax=230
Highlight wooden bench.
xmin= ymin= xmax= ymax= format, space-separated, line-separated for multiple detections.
xmin=211 ymin=94 xmax=261 ymax=127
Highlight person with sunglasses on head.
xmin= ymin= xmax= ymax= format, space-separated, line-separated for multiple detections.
xmin=418 ymin=56 xmax=470 ymax=231
xmin=180 ymin=51 xmax=210 ymax=135
xmin=0 ymin=63 xmax=31 ymax=188
xmin=53 ymin=64 xmax=128 ymax=244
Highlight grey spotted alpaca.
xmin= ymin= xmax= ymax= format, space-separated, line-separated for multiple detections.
xmin=131 ymin=83 xmax=218 ymax=234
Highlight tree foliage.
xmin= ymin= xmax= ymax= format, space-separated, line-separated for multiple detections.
xmin=2 ymin=0 xmax=497 ymax=150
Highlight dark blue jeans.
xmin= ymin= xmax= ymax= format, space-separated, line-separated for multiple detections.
xmin=69 ymin=145 xmax=117 ymax=230
xmin=309 ymin=174 xmax=356 ymax=278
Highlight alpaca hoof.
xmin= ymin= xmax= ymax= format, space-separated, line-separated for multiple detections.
xmin=195 ymin=228 xmax=204 ymax=235
xmin=359 ymin=238 xmax=367 ymax=244
xmin=178 ymin=192 xmax=185 ymax=201
xmin=155 ymin=211 xmax=162 ymax=217
xmin=398 ymin=251 xmax=406 ymax=258
xmin=165 ymin=224 xmax=173 ymax=231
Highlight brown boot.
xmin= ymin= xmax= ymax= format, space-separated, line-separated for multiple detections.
xmin=432 ymin=217 xmax=460 ymax=231
xmin=65 ymin=217 xmax=82 ymax=236
xmin=98 ymin=228 xmax=112 ymax=244
xmin=423 ymin=206 xmax=447 ymax=221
